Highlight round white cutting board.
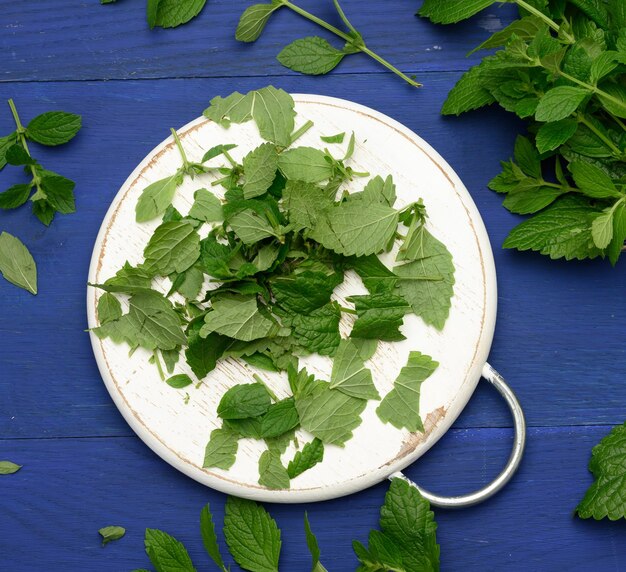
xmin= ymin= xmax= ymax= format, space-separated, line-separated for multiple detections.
xmin=87 ymin=94 xmax=497 ymax=503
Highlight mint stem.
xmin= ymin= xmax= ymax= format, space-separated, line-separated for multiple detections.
xmin=253 ymin=373 xmax=279 ymax=401
xmin=8 ymin=99 xmax=42 ymax=190
xmin=290 ymin=120 xmax=314 ymax=146
xmin=170 ymin=128 xmax=190 ymax=168
xmin=280 ymin=0 xmax=421 ymax=87
xmin=514 ymin=0 xmax=574 ymax=43
xmin=577 ymin=114 xmax=624 ymax=158
xmin=154 ymin=350 xmax=165 ymax=381
xmin=338 ymin=305 xmax=357 ymax=315
xmin=222 ymin=149 xmax=238 ymax=167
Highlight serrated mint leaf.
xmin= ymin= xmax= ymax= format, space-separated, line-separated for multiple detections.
xmin=271 ymin=266 xmax=342 ymax=314
xmin=144 ymin=528 xmax=197 ymax=572
xmin=536 ymin=118 xmax=579 ymax=153
xmin=394 ymin=228 xmax=454 ymax=331
xmin=99 ymin=525 xmax=126 ymax=547
xmin=204 ymin=91 xmax=253 ymax=127
xmin=608 ymin=203 xmax=626 ymax=265
xmin=0 ymin=184 xmax=31 ymax=210
xmin=419 ymin=0 xmax=496 ymax=23
xmin=0 ymin=232 xmax=37 ymax=295
xmin=188 ymin=188 xmax=223 ymax=222
xmin=503 ymin=195 xmax=603 ymax=260
xmin=576 ymin=421 xmax=626 ymax=520
xmin=258 ymin=450 xmax=290 ymax=489
xmin=185 ymin=327 xmax=228 ymax=379
xmin=228 ymin=208 xmax=279 ymax=244
xmin=146 ymin=0 xmax=159 ymax=28
xmin=200 ymin=504 xmax=228 ymax=572
xmin=136 ymin=174 xmax=180 ymax=222
xmin=217 ymin=383 xmax=272 ymax=420
xmin=329 ymin=339 xmax=379 ymax=400
xmin=99 ymin=262 xmax=153 ymax=293
xmin=6 ymin=144 xmax=35 ymax=166
xmin=296 ymin=382 xmax=367 ymax=446
xmin=153 ymin=0 xmax=206 ymax=28
xmin=97 ymin=292 xmax=122 ymax=324
xmin=569 ymin=161 xmax=622 ymax=198
xmin=591 ymin=209 xmax=614 ymax=249
xmin=502 ymin=186 xmax=563 ymax=215
xmin=202 ymin=143 xmax=237 ymax=162
xmin=32 ymin=199 xmax=55 ymax=226
xmin=161 ymin=348 xmax=180 ymax=374
xmin=377 ymin=352 xmax=439 ymax=432
xmin=278 ymin=147 xmax=334 ymax=183
xmin=166 ymin=373 xmax=193 ymax=389
xmin=278 ymin=303 xmax=341 ymax=356
xmin=203 ymin=428 xmax=238 ymax=469
xmin=0 ymin=461 xmax=22 ymax=475
xmin=170 ymin=265 xmax=204 ymax=300
xmin=250 ymin=86 xmax=296 ymax=148
xmin=201 ymin=295 xmax=280 ymax=341
xmin=304 ymin=513 xmax=328 ymax=572
xmin=362 ymin=175 xmax=396 ymax=207
xmin=40 ymin=174 xmax=75 ymax=214
xmin=282 ymin=180 xmax=335 ymax=231
xmin=26 ymin=111 xmax=81 ymax=146
xmin=224 ymin=496 xmax=281 ymax=572
xmin=236 ymin=3 xmax=281 ymax=42
xmin=514 ymin=135 xmax=541 ymax=179
xmin=310 ymin=202 xmax=398 ymax=256
xmin=260 ymin=398 xmax=300 ymax=438
xmin=243 ymin=143 xmax=279 ymax=199
xmin=278 ymin=36 xmax=345 ymax=75
xmin=598 ymin=83 xmax=626 ymax=119
xmin=441 ymin=64 xmax=495 ymax=116
xmin=287 ymin=438 xmax=324 ymax=479
xmin=0 ymin=132 xmax=17 ymax=171
xmin=143 ymin=221 xmax=201 ymax=276
xmin=320 ymin=132 xmax=345 ymax=144
xmin=535 ymin=86 xmax=589 ymax=122
xmin=348 ymin=292 xmax=409 ymax=341
xmin=349 ymin=255 xmax=398 ymax=294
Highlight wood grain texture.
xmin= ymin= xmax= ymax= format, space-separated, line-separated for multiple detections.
xmin=0 ymin=0 xmax=517 ymax=82
xmin=0 ymin=76 xmax=624 ymax=440
xmin=1 ymin=426 xmax=624 ymax=571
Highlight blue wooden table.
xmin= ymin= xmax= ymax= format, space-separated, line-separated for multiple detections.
xmin=1 ymin=2 xmax=625 ymax=570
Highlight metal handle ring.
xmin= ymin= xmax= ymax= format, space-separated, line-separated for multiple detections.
xmin=389 ymin=363 xmax=526 ymax=508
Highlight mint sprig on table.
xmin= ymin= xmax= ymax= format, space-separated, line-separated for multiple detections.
xmin=420 ymin=0 xmax=626 ymax=264
xmin=576 ymin=421 xmax=626 ymax=521
xmin=101 ymin=0 xmax=207 ymax=29
xmin=237 ymin=0 xmax=420 ymax=87
xmin=91 ymin=86 xmax=454 ymax=490
xmin=131 ymin=478 xmax=440 ymax=571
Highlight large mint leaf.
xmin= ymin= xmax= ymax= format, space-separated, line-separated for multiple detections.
xmin=144 ymin=528 xmax=197 ymax=572
xmin=282 ymin=179 xmax=334 ymax=231
xmin=243 ymin=142 xmax=279 ymax=199
xmin=203 ymin=428 xmax=238 ymax=469
xmin=278 ymin=36 xmax=345 ymax=75
xmin=0 ymin=232 xmax=37 ymax=295
xmin=329 ymin=339 xmax=379 ymax=400
xmin=278 ymin=147 xmax=334 ymax=183
xmin=217 ymin=383 xmax=273 ymax=420
xmin=153 ymin=0 xmax=206 ymax=28
xmin=348 ymin=292 xmax=409 ymax=341
xmin=277 ymin=303 xmax=341 ymax=356
xmin=258 ymin=450 xmax=290 ymax=490
xmin=136 ymin=174 xmax=181 ymax=222
xmin=143 ymin=221 xmax=201 ymax=276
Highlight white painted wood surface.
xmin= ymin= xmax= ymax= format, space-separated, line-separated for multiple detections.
xmin=86 ymin=95 xmax=497 ymax=502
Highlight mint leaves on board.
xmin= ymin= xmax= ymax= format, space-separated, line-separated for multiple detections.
xmin=236 ymin=1 xmax=420 ymax=87
xmin=421 ymin=1 xmax=626 ymax=264
xmin=132 ymin=480 xmax=438 ymax=571
xmin=576 ymin=421 xmax=626 ymax=521
xmin=102 ymin=0 xmax=207 ymax=29
xmin=91 ymin=86 xmax=454 ymax=490
xmin=99 ymin=526 xmax=126 ymax=547
xmin=1 ymin=99 xmax=81 ymax=226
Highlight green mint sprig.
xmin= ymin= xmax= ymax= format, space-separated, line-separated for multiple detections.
xmin=236 ymin=0 xmax=421 ymax=87
xmin=421 ymin=0 xmax=626 ymax=264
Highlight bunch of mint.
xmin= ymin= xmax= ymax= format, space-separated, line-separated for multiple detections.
xmin=421 ymin=0 xmax=626 ymax=264
xmin=91 ymin=86 xmax=454 ymax=489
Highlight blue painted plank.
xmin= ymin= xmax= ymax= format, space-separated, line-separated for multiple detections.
xmin=1 ymin=426 xmax=623 ymax=571
xmin=0 ymin=0 xmax=518 ymax=82
xmin=0 ymin=75 xmax=624 ymax=440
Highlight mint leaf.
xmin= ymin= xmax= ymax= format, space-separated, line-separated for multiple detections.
xmin=228 ymin=209 xmax=279 ymax=244
xmin=271 ymin=266 xmax=342 ymax=314
xmin=394 ymin=229 xmax=454 ymax=331
xmin=502 ymin=186 xmax=563 ymax=215
xmin=362 ymin=175 xmax=396 ymax=207
xmin=40 ymin=173 xmax=76 ymax=214
xmin=535 ymin=118 xmax=578 ymax=153
xmin=143 ymin=221 xmax=201 ymax=276
xmin=0 ymin=133 xmax=17 ymax=171
xmin=591 ymin=209 xmax=615 ymax=249
xmin=348 ymin=292 xmax=409 ymax=341
xmin=278 ymin=303 xmax=341 ymax=356
xmin=251 ymin=86 xmax=296 ymax=148
xmin=569 ymin=161 xmax=622 ymax=198
xmin=260 ymin=398 xmax=300 ymax=438
xmin=217 ymin=383 xmax=272 ymax=420
xmin=320 ymin=132 xmax=345 ymax=144
xmin=441 ymin=64 xmax=496 ymax=116
xmin=200 ymin=504 xmax=228 ymax=572
xmin=144 ymin=528 xmax=197 ymax=572
xmin=166 ymin=374 xmax=193 ymax=389
xmin=282 ymin=180 xmax=335 ymax=231
xmin=236 ymin=3 xmax=281 ymax=42
xmin=203 ymin=428 xmax=238 ymax=469
xmin=329 ymin=339 xmax=379 ymax=400
xmin=223 ymin=496 xmax=281 ymax=572
xmin=576 ymin=421 xmax=626 ymax=520
xmin=504 ymin=196 xmax=603 ymax=260
xmin=98 ymin=262 xmax=153 ymax=293
xmin=97 ymin=292 xmax=122 ymax=324
xmin=0 ymin=184 xmax=31 ymax=209
xmin=514 ymin=135 xmax=541 ymax=179
xmin=204 ymin=91 xmax=253 ymax=127
xmin=201 ymin=295 xmax=280 ymax=341
xmin=608 ymin=202 xmax=626 ymax=265
xmin=296 ymin=382 xmax=367 ymax=446
xmin=278 ymin=147 xmax=334 ymax=183
xmin=278 ymin=36 xmax=345 ymax=75
xmin=287 ymin=438 xmax=324 ymax=479
xmin=377 ymin=352 xmax=439 ymax=432
xmin=258 ymin=450 xmax=290 ymax=489
xmin=0 ymin=461 xmax=22 ymax=475
xmin=535 ymin=86 xmax=589 ymax=122
xmin=99 ymin=525 xmax=126 ymax=547
xmin=202 ymin=144 xmax=238 ymax=162
xmin=136 ymin=174 xmax=181 ymax=222
xmin=185 ymin=328 xmax=229 ymax=379
xmin=419 ymin=0 xmax=495 ymax=24
xmin=146 ymin=0 xmax=159 ymax=28
xmin=0 ymin=232 xmax=37 ymax=295
xmin=304 ymin=513 xmax=328 ymax=572
xmin=310 ymin=202 xmax=399 ymax=256
xmin=243 ymin=143 xmax=279 ymax=199
xmin=26 ymin=111 xmax=81 ymax=146
xmin=188 ymin=188 xmax=223 ymax=222
xmin=153 ymin=0 xmax=206 ymax=28
xmin=349 ymin=255 xmax=398 ymax=294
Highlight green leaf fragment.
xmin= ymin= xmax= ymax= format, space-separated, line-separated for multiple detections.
xmin=166 ymin=373 xmax=193 ymax=389
xmin=97 ymin=292 xmax=122 ymax=324
xmin=258 ymin=450 xmax=290 ymax=489
xmin=99 ymin=525 xmax=126 ymax=547
xmin=419 ymin=0 xmax=496 ymax=24
xmin=188 ymin=188 xmax=223 ymax=222
xmin=535 ymin=86 xmax=589 ymax=122
xmin=203 ymin=428 xmax=239 ymax=470
xmin=136 ymin=173 xmax=181 ymax=223
xmin=287 ymin=438 xmax=324 ymax=479
xmin=152 ymin=0 xmax=207 ymax=29
xmin=348 ymin=292 xmax=409 ymax=341
xmin=200 ymin=504 xmax=228 ymax=571
xmin=260 ymin=398 xmax=300 ymax=438
xmin=329 ymin=339 xmax=379 ymax=399
xmin=0 ymin=461 xmax=22 ymax=475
